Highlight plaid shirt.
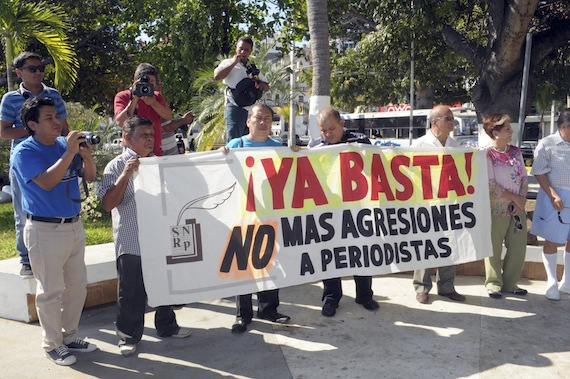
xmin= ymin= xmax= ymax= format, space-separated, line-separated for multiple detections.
xmin=98 ymin=149 xmax=147 ymax=257
xmin=531 ymin=131 xmax=570 ymax=189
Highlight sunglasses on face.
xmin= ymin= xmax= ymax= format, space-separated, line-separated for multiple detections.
xmin=20 ymin=65 xmax=46 ymax=73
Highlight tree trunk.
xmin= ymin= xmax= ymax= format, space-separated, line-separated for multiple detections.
xmin=441 ymin=1 xmax=540 ymax=121
xmin=415 ymin=86 xmax=434 ymax=109
xmin=306 ymin=0 xmax=331 ymax=139
xmin=4 ymin=36 xmax=14 ymax=91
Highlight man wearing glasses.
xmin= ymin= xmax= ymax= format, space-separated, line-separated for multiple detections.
xmin=530 ymin=108 xmax=570 ymax=300
xmin=0 ymin=51 xmax=69 ymax=278
xmin=411 ymin=105 xmax=466 ymax=304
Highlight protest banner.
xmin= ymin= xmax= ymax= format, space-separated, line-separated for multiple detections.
xmin=134 ymin=144 xmax=492 ymax=306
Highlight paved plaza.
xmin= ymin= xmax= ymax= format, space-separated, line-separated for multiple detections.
xmin=1 ymin=273 xmax=569 ymax=378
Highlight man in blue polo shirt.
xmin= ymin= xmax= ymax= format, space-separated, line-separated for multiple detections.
xmin=11 ymin=97 xmax=97 ymax=365
xmin=0 ymin=51 xmax=69 ymax=278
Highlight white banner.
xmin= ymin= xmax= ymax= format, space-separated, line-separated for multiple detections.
xmin=134 ymin=145 xmax=492 ymax=306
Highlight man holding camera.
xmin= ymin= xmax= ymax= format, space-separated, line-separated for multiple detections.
xmin=114 ymin=63 xmax=172 ymax=156
xmin=0 ymin=51 xmax=70 ymax=278
xmin=11 ymin=97 xmax=97 ymax=365
xmin=214 ymin=36 xmax=269 ymax=142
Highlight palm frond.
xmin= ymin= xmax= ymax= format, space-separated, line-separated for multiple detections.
xmin=1 ymin=0 xmax=79 ymax=93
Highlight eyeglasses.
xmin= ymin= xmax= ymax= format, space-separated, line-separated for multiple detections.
xmin=557 ymin=207 xmax=570 ymax=224
xmin=20 ymin=65 xmax=46 ymax=73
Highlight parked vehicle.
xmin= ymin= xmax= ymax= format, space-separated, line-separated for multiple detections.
xmin=280 ymin=132 xmax=305 ymax=146
xmin=521 ymin=140 xmax=537 ymax=167
xmin=103 ymin=138 xmax=123 ymax=153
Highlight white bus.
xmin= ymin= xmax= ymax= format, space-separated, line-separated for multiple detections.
xmin=340 ymin=107 xmax=478 ymax=147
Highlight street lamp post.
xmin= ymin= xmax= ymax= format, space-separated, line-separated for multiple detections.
xmin=289 ymin=40 xmax=296 ymax=147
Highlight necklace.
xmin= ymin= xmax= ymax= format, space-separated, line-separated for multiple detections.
xmin=493 ymin=144 xmax=508 ymax=153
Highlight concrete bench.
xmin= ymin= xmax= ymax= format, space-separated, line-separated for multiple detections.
xmin=0 ymin=243 xmax=559 ymax=323
xmin=0 ymin=243 xmax=117 ymax=322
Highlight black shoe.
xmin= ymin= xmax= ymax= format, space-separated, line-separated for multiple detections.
xmin=20 ymin=263 xmax=33 ymax=278
xmin=257 ymin=311 xmax=291 ymax=324
xmin=487 ymin=290 xmax=502 ymax=299
xmin=231 ymin=317 xmax=251 ymax=333
xmin=356 ymin=298 xmax=379 ymax=311
xmin=321 ymin=301 xmax=338 ymax=317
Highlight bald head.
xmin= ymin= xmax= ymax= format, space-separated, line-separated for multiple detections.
xmin=317 ymin=107 xmax=342 ymax=125
xmin=429 ymin=105 xmax=452 ymax=122
xmin=428 ymin=105 xmax=455 ymax=142
xmin=317 ymin=107 xmax=345 ymax=144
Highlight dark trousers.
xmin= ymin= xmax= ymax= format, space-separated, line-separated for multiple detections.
xmin=236 ymin=289 xmax=280 ymax=320
xmin=322 ymin=276 xmax=374 ymax=305
xmin=116 ymin=255 xmax=179 ymax=345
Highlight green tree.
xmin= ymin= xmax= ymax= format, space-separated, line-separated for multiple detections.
xmin=326 ymin=0 xmax=570 ymax=120
xmin=0 ymin=0 xmax=78 ymax=93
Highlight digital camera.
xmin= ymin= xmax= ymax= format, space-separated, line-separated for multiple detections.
xmin=132 ymin=74 xmax=155 ymax=97
xmin=79 ymin=133 xmax=101 ymax=148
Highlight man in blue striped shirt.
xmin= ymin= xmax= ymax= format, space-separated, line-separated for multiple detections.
xmin=0 ymin=51 xmax=69 ymax=278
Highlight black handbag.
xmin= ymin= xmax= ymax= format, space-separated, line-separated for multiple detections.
xmin=231 ymin=77 xmax=263 ymax=107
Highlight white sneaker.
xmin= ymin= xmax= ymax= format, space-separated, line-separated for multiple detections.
xmin=559 ymin=283 xmax=570 ymax=294
xmin=546 ymin=284 xmax=560 ymax=301
xmin=120 ymin=343 xmax=136 ymax=357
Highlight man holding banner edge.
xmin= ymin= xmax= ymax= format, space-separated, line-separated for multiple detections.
xmin=308 ymin=107 xmax=380 ymax=317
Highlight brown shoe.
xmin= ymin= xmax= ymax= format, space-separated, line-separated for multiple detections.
xmin=416 ymin=292 xmax=429 ymax=304
xmin=439 ymin=291 xmax=466 ymax=302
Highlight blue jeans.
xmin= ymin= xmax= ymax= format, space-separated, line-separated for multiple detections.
xmin=224 ymin=103 xmax=249 ymax=143
xmin=9 ymin=166 xmax=29 ymax=264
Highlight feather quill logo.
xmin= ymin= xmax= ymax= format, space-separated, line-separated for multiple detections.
xmin=167 ymin=183 xmax=236 ymax=265
xmin=176 ymin=183 xmax=236 ymax=225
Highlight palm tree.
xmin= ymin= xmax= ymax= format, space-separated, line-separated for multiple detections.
xmin=0 ymin=0 xmax=79 ymax=93
xmin=306 ymin=0 xmax=331 ymax=138
xmin=190 ymin=67 xmax=227 ymax=151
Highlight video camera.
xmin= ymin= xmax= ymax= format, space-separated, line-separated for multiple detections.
xmin=132 ymin=74 xmax=155 ymax=97
xmin=246 ymin=63 xmax=260 ymax=79
xmin=79 ymin=133 xmax=101 ymax=148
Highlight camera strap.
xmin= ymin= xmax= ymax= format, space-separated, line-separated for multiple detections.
xmin=67 ymin=154 xmax=89 ymax=203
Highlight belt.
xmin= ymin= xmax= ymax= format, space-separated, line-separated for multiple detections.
xmin=27 ymin=215 xmax=80 ymax=224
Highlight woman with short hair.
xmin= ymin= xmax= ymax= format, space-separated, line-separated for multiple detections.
xmin=483 ymin=114 xmax=528 ymax=299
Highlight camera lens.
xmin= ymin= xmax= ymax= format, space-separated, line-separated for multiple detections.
xmin=88 ymin=135 xmax=101 ymax=145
